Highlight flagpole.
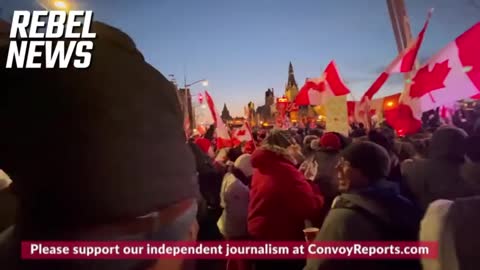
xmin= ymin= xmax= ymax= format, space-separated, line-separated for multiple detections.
xmin=387 ymin=0 xmax=404 ymax=53
xmin=387 ymin=0 xmax=415 ymax=79
xmin=395 ymin=0 xmax=419 ymax=72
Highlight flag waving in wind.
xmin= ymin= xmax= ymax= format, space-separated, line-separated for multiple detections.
xmin=387 ymin=22 xmax=480 ymax=135
xmin=387 ymin=8 xmax=434 ymax=74
xmin=356 ymin=9 xmax=433 ymax=125
xmin=232 ymin=122 xmax=253 ymax=147
xmin=204 ymin=91 xmax=232 ymax=149
xmin=295 ymin=61 xmax=350 ymax=106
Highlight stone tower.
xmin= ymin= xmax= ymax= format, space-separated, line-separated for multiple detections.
xmin=221 ymin=103 xmax=233 ymax=122
xmin=285 ymin=62 xmax=299 ymax=102
xmin=256 ymin=89 xmax=275 ymax=123
xmin=265 ymin=88 xmax=274 ymax=107
xmin=285 ymin=62 xmax=299 ymax=122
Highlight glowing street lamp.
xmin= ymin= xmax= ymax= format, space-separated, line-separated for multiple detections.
xmin=37 ymin=0 xmax=72 ymax=10
xmin=53 ymin=0 xmax=69 ymax=9
xmin=185 ymin=79 xmax=208 ymax=88
xmin=182 ymin=78 xmax=208 ymax=133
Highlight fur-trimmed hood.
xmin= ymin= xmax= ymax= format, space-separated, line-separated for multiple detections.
xmin=251 ymin=144 xmax=298 ymax=170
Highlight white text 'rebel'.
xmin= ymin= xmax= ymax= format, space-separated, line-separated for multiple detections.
xmin=5 ymin=10 xmax=96 ymax=69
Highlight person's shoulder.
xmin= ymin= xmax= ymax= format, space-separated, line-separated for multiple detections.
xmin=228 ymin=176 xmax=248 ymax=191
xmin=401 ymin=158 xmax=429 ymax=174
xmin=320 ymin=205 xmax=376 ymax=241
xmin=222 ymin=172 xmax=236 ymax=184
xmin=422 ymin=199 xmax=453 ymax=224
xmin=270 ymin=159 xmax=304 ymax=180
xmin=420 ymin=199 xmax=453 ymax=241
xmin=328 ymin=196 xmax=371 ymax=223
xmin=325 ymin=207 xmax=360 ymax=222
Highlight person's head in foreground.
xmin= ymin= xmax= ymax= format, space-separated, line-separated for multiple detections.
xmin=368 ymin=128 xmax=395 ymax=155
xmin=306 ymin=142 xmax=422 ymax=270
xmin=233 ymin=154 xmax=254 ymax=186
xmin=302 ymin=135 xmax=319 ymax=156
xmin=0 ymin=22 xmax=198 ymax=270
xmin=336 ymin=141 xmax=391 ymax=193
xmin=262 ymin=129 xmax=304 ymax=165
xmin=429 ymin=126 xmax=468 ymax=162
xmin=319 ymin=132 xmax=342 ymax=152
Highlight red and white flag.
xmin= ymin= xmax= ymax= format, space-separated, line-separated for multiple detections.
xmin=403 ymin=22 xmax=480 ymax=114
xmin=387 ymin=8 xmax=433 ymax=73
xmin=295 ymin=61 xmax=350 ymax=106
xmin=232 ymin=122 xmax=253 ymax=147
xmin=356 ymin=9 xmax=433 ymax=125
xmin=388 ymin=22 xmax=480 ymax=135
xmin=204 ymin=91 xmax=232 ymax=149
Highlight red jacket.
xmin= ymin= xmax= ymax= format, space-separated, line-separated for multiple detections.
xmin=248 ymin=147 xmax=324 ymax=241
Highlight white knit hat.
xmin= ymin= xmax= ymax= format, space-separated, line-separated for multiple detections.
xmin=0 ymin=170 xmax=12 ymax=190
xmin=234 ymin=154 xmax=253 ymax=177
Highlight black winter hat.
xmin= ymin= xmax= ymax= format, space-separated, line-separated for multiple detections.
xmin=0 ymin=21 xmax=198 ymax=228
xmin=368 ymin=129 xmax=394 ymax=153
xmin=342 ymin=141 xmax=391 ymax=180
xmin=429 ymin=126 xmax=468 ymax=161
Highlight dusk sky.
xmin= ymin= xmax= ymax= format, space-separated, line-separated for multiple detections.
xmin=2 ymin=0 xmax=479 ymax=116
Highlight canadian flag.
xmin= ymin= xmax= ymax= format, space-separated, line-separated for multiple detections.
xmin=295 ymin=61 xmax=350 ymax=106
xmin=232 ymin=122 xmax=253 ymax=147
xmin=388 ymin=22 xmax=480 ymax=135
xmin=356 ymin=9 xmax=433 ymax=124
xmin=204 ymin=91 xmax=232 ymax=149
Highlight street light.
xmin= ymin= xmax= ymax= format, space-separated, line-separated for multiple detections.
xmin=53 ymin=0 xmax=69 ymax=10
xmin=185 ymin=79 xmax=208 ymax=88
xmin=182 ymin=79 xmax=208 ymax=133
xmin=37 ymin=0 xmax=72 ymax=11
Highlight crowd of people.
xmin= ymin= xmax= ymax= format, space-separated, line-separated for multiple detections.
xmin=185 ymin=114 xmax=480 ymax=270
xmin=0 ymin=21 xmax=479 ymax=270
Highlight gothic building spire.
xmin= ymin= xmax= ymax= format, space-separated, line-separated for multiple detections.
xmin=287 ymin=62 xmax=298 ymax=89
xmin=221 ymin=103 xmax=233 ymax=122
xmin=285 ymin=62 xmax=299 ymax=102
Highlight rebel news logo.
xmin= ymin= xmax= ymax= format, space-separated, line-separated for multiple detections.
xmin=5 ymin=10 xmax=96 ymax=69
